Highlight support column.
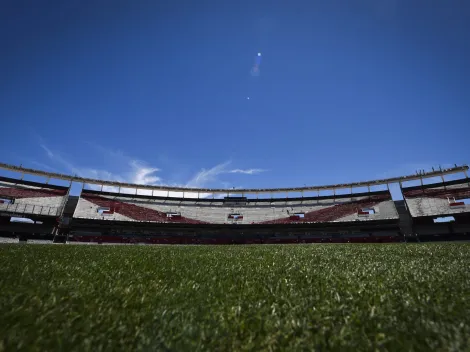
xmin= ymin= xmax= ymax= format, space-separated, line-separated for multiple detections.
xmin=441 ymin=175 xmax=446 ymax=189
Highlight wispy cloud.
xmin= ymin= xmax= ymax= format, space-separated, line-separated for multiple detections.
xmin=40 ymin=143 xmax=158 ymax=189
xmin=37 ymin=143 xmax=266 ymax=193
xmin=40 ymin=144 xmax=79 ymax=174
xmin=228 ymin=168 xmax=267 ymax=175
xmin=185 ymin=162 xmax=267 ymax=188
xmin=185 ymin=161 xmax=232 ymax=188
xmin=39 ymin=144 xmax=54 ymax=158
xmin=129 ymin=160 xmax=161 ymax=185
xmin=85 ymin=142 xmax=130 ymax=163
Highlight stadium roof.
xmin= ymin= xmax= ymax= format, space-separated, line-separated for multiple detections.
xmin=0 ymin=162 xmax=468 ymax=195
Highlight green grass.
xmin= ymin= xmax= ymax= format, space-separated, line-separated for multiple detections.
xmin=0 ymin=244 xmax=469 ymax=352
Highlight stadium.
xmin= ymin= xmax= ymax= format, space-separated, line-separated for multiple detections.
xmin=3 ymin=162 xmax=470 ymax=349
xmin=2 ymin=1 xmax=470 ymax=349
xmin=2 ymin=161 xmax=470 ymax=350
xmin=1 ymin=161 xmax=469 ymax=245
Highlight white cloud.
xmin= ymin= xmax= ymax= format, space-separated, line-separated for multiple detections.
xmin=129 ymin=160 xmax=161 ymax=185
xmin=39 ymin=144 xmax=54 ymax=159
xmin=185 ymin=162 xmax=267 ymax=188
xmin=41 ymin=144 xmax=82 ymax=175
xmin=82 ymin=144 xmax=162 ymax=186
xmin=38 ymin=142 xmax=267 ymax=197
xmin=228 ymin=168 xmax=267 ymax=175
xmin=185 ymin=161 xmax=232 ymax=188
xmin=86 ymin=142 xmax=130 ymax=163
xmin=40 ymin=143 xmax=158 ymax=189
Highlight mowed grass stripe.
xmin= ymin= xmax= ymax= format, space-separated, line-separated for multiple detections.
xmin=0 ymin=244 xmax=469 ymax=351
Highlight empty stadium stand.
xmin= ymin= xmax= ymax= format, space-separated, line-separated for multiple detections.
xmin=402 ymin=178 xmax=470 ymax=241
xmin=0 ymin=176 xmax=68 ymax=218
xmin=73 ymin=189 xmax=398 ymax=225
xmin=0 ymin=162 xmax=468 ymax=244
xmin=74 ymin=191 xmax=206 ymax=224
xmin=0 ymin=176 xmax=69 ymax=240
xmin=67 ymin=188 xmax=401 ymax=243
xmin=402 ymin=178 xmax=470 ymax=218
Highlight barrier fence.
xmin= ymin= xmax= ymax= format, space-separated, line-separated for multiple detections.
xmin=0 ymin=203 xmax=60 ymax=217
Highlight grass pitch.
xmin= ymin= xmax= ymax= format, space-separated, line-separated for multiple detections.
xmin=0 ymin=243 xmax=469 ymax=351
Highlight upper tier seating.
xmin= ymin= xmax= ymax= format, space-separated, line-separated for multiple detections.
xmin=76 ymin=193 xmax=207 ymax=224
xmin=73 ymin=189 xmax=399 ymax=224
xmin=0 ymin=176 xmax=68 ymax=217
xmin=259 ymin=195 xmax=394 ymax=224
xmin=402 ymin=179 xmax=470 ymax=218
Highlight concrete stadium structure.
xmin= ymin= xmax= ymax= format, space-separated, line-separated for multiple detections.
xmin=0 ymin=162 xmax=469 ymax=244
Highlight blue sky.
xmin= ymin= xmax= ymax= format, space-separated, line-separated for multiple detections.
xmin=0 ymin=0 xmax=469 ymax=196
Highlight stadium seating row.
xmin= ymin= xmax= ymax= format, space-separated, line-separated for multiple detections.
xmin=401 ymin=179 xmax=470 ymax=218
xmin=0 ymin=173 xmax=469 ymax=224
xmin=72 ymin=190 xmax=399 ymax=224
xmin=0 ymin=176 xmax=67 ymax=217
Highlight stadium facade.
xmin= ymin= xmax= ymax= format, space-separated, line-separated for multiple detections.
xmin=0 ymin=162 xmax=469 ymax=244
